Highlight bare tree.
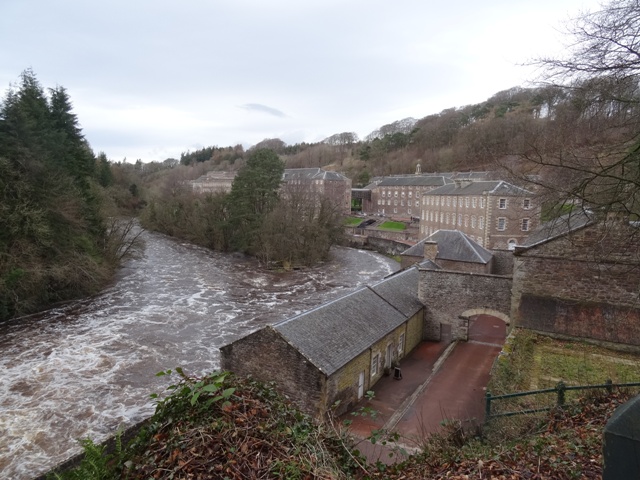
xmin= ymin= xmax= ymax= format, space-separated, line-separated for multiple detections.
xmin=502 ymin=0 xmax=640 ymax=221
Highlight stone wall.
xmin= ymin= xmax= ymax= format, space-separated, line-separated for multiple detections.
xmin=436 ymin=258 xmax=490 ymax=274
xmin=418 ymin=268 xmax=512 ymax=341
xmin=326 ymin=349 xmax=372 ymax=416
xmin=512 ymin=218 xmax=640 ymax=347
xmin=220 ymin=328 xmax=327 ymax=417
xmin=365 ymin=236 xmax=413 ymax=256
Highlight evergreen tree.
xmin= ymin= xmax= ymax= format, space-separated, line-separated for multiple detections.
xmin=226 ymin=148 xmax=284 ymax=253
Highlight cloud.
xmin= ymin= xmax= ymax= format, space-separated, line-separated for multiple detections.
xmin=239 ymin=103 xmax=287 ymax=118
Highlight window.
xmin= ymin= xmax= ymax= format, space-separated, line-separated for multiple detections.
xmin=479 ymin=216 xmax=484 ymax=229
xmin=409 ymin=191 xmax=412 ymax=198
xmin=453 ymin=197 xmax=457 ymax=207
xmin=371 ymin=353 xmax=380 ymax=376
xmin=471 ymin=216 xmax=476 ymax=228
xmin=415 ymin=200 xmax=419 ymax=207
xmin=430 ymin=211 xmax=434 ymax=221
xmin=446 ymin=197 xmax=451 ymax=206
xmin=394 ymin=191 xmax=398 ymax=197
xmin=382 ymin=191 xmax=386 ymax=198
xmin=401 ymin=192 xmax=405 ymax=197
xmin=464 ymin=215 xmax=469 ymax=227
xmin=477 ymin=237 xmax=483 ymax=246
xmin=394 ymin=200 xmax=398 ymax=206
xmin=497 ymin=217 xmax=506 ymax=231
xmin=498 ymin=198 xmax=507 ymax=209
xmin=472 ymin=197 xmax=477 ymax=208
xmin=440 ymin=212 xmax=444 ymax=223
xmin=458 ymin=214 xmax=462 ymax=226
xmin=400 ymin=200 xmax=404 ymax=206
xmin=480 ymin=198 xmax=485 ymax=209
xmin=398 ymin=334 xmax=405 ymax=356
xmin=521 ymin=218 xmax=530 ymax=231
xmin=465 ymin=197 xmax=470 ymax=208
xmin=446 ymin=213 xmax=450 ymax=224
xmin=436 ymin=197 xmax=440 ymax=206
xmin=523 ymin=198 xmax=531 ymax=209
xmin=408 ymin=208 xmax=411 ymax=215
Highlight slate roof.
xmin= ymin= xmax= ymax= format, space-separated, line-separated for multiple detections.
xmin=283 ymin=168 xmax=349 ymax=182
xmin=401 ymin=240 xmax=427 ymax=257
xmin=401 ymin=230 xmax=493 ymax=264
xmin=272 ymin=286 xmax=408 ymax=375
xmin=376 ymin=175 xmax=451 ymax=187
xmin=418 ymin=258 xmax=441 ymax=270
xmin=369 ymin=267 xmax=423 ymax=318
xmin=518 ymin=209 xmax=595 ymax=249
xmin=424 ymin=180 xmax=532 ymax=196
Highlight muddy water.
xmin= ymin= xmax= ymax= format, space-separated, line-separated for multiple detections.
xmin=0 ymin=230 xmax=398 ymax=479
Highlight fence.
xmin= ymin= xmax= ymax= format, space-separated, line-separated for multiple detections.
xmin=485 ymin=380 xmax=640 ymax=423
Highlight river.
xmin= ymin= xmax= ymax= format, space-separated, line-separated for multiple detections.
xmin=0 ymin=229 xmax=398 ymax=479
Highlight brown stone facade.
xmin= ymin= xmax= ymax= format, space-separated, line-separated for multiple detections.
xmin=419 ymin=183 xmax=538 ymax=249
xmin=418 ymin=269 xmax=513 ymax=341
xmin=220 ymin=328 xmax=327 ymax=415
xmin=512 ymin=217 xmax=640 ymax=347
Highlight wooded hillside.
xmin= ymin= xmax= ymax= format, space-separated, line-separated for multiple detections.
xmin=0 ymin=70 xmax=138 ymax=322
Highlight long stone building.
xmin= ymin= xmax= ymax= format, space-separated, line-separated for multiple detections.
xmin=419 ymin=180 xmax=538 ymax=249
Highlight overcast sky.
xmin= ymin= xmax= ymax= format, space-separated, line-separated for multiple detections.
xmin=1 ymin=0 xmax=602 ymax=163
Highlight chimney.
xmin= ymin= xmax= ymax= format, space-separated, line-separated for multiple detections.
xmin=415 ymin=162 xmax=422 ymax=175
xmin=423 ymin=241 xmax=438 ymax=261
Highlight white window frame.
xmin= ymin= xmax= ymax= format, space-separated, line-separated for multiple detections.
xmin=523 ymin=198 xmax=531 ymax=210
xmin=497 ymin=217 xmax=506 ymax=231
xmin=398 ymin=333 xmax=405 ymax=356
xmin=498 ymin=198 xmax=507 ymax=209
xmin=521 ymin=218 xmax=530 ymax=231
xmin=371 ymin=353 xmax=379 ymax=376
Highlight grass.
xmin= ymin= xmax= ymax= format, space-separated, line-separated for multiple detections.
xmin=378 ymin=221 xmax=405 ymax=230
xmin=343 ymin=217 xmax=362 ymax=226
xmin=485 ymin=329 xmax=640 ymax=442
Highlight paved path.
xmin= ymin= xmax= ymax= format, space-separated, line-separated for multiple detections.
xmin=346 ymin=315 xmax=505 ymax=465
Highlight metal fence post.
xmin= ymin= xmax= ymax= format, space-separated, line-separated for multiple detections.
xmin=556 ymin=381 xmax=566 ymax=406
xmin=485 ymin=391 xmax=492 ymax=422
xmin=606 ymin=379 xmax=613 ymax=394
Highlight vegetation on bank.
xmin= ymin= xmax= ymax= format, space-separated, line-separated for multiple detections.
xmin=140 ymin=148 xmax=345 ymax=269
xmin=50 ymin=331 xmax=640 ymax=479
xmin=0 ymin=71 xmax=141 ymax=322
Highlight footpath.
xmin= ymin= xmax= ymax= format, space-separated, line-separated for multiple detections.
xmin=344 ymin=315 xmax=505 ymax=465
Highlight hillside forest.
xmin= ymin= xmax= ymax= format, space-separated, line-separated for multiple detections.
xmin=2 ymin=0 xmax=639 ymax=323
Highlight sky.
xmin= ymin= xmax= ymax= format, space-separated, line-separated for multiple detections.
xmin=0 ymin=0 xmax=603 ymax=163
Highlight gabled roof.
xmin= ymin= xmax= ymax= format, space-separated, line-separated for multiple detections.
xmin=283 ymin=168 xmax=349 ymax=182
xmin=424 ymin=180 xmax=532 ymax=196
xmin=369 ymin=267 xmax=423 ymax=318
xmin=518 ymin=209 xmax=595 ymax=250
xmin=402 ymin=230 xmax=493 ymax=264
xmin=376 ymin=175 xmax=451 ymax=187
xmin=273 ymin=286 xmax=408 ymax=375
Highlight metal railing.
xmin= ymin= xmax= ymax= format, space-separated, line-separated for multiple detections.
xmin=485 ymin=380 xmax=640 ymax=423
